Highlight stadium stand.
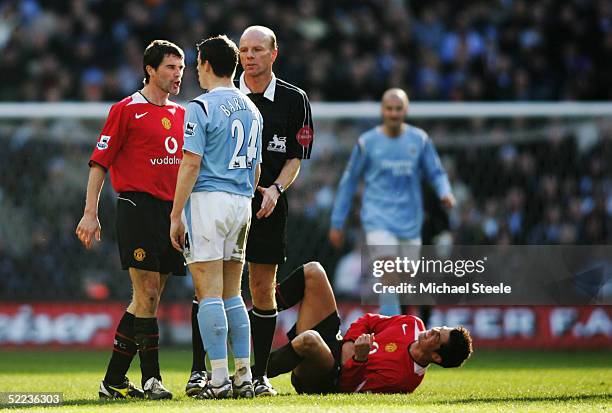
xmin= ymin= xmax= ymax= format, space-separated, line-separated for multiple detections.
xmin=0 ymin=0 xmax=611 ymax=102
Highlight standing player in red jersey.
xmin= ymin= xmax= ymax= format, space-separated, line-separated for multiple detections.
xmin=75 ymin=40 xmax=185 ymax=400
xmin=265 ymin=262 xmax=473 ymax=394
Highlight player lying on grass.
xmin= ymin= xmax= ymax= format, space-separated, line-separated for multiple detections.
xmin=266 ymin=262 xmax=473 ymax=394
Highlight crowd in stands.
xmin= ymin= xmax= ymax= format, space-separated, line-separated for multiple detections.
xmin=1 ymin=0 xmax=611 ymax=102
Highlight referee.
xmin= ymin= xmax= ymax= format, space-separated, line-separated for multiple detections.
xmin=239 ymin=26 xmax=314 ymax=396
xmin=186 ymin=25 xmax=314 ymax=397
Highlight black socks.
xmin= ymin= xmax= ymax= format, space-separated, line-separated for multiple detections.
xmin=267 ymin=341 xmax=303 ymax=378
xmin=104 ymin=312 xmax=137 ymax=385
xmin=190 ymin=296 xmax=207 ymax=372
xmin=134 ymin=317 xmax=161 ymax=386
xmin=249 ymin=307 xmax=277 ymax=377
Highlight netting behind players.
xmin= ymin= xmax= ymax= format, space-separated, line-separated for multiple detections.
xmin=0 ymin=103 xmax=610 ymax=300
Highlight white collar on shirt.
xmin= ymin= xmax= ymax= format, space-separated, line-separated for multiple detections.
xmin=239 ymin=72 xmax=277 ymax=101
xmin=413 ymin=320 xmax=429 ymax=376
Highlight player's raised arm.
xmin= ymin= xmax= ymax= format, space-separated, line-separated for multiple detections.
xmin=339 ymin=333 xmax=372 ymax=392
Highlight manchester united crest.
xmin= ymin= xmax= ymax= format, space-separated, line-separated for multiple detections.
xmin=133 ymin=248 xmax=146 ymax=262
xmin=161 ymin=117 xmax=172 ymax=130
xmin=385 ymin=342 xmax=397 ymax=352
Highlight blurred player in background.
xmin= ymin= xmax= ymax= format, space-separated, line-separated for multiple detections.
xmin=75 ymin=40 xmax=185 ymax=400
xmin=329 ymin=88 xmax=455 ymax=315
xmin=267 ymin=261 xmax=473 ymax=394
xmin=170 ymin=35 xmax=263 ymax=399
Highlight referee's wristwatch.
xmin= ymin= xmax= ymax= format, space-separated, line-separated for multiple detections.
xmin=273 ymin=182 xmax=285 ymax=195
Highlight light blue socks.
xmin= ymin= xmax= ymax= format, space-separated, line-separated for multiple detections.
xmin=198 ymin=297 xmax=228 ymax=385
xmin=224 ymin=295 xmax=252 ymax=384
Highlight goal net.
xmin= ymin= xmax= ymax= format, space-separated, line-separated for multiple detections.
xmin=0 ymin=102 xmax=610 ymax=301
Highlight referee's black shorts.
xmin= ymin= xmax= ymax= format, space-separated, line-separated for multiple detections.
xmin=116 ymin=191 xmax=185 ymax=276
xmin=246 ymin=190 xmax=288 ymax=264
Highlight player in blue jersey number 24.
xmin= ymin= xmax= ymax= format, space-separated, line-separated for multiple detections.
xmin=169 ymin=35 xmax=263 ymax=400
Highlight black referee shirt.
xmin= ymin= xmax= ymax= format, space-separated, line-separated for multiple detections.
xmin=238 ymin=73 xmax=314 ymax=188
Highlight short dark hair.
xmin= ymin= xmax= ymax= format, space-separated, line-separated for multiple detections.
xmin=197 ymin=35 xmax=239 ymax=78
xmin=436 ymin=326 xmax=473 ymax=368
xmin=143 ymin=40 xmax=184 ymax=84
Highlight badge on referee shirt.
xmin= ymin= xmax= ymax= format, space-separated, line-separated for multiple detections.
xmin=296 ymin=126 xmax=314 ymax=147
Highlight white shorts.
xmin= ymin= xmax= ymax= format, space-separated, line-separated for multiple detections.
xmin=183 ymin=191 xmax=251 ymax=264
xmin=366 ymin=230 xmax=422 ymax=266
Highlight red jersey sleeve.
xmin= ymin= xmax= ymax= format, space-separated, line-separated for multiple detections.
xmin=89 ymin=102 xmax=127 ymax=169
xmin=414 ymin=315 xmax=425 ymax=331
xmin=343 ymin=313 xmax=397 ymax=342
xmin=339 ymin=357 xmax=367 ymax=392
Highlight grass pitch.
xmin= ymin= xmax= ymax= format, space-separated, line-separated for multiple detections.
xmin=0 ymin=349 xmax=610 ymax=412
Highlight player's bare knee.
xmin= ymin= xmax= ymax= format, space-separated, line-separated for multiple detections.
xmin=144 ymin=285 xmax=161 ymax=301
xmin=250 ymin=281 xmax=276 ymax=308
xmin=304 ymin=261 xmax=325 ymax=284
xmin=295 ymin=330 xmax=324 ymax=355
xmin=134 ymin=284 xmax=160 ymax=310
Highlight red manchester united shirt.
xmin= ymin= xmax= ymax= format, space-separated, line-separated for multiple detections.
xmin=89 ymin=91 xmax=185 ymax=201
xmin=340 ymin=313 xmax=428 ymax=394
